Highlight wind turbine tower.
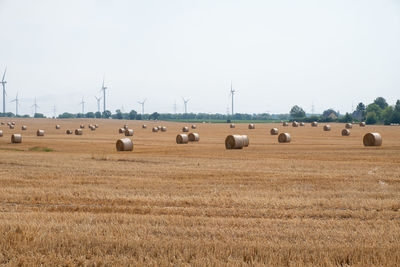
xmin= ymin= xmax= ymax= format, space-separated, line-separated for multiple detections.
xmin=80 ymin=97 xmax=85 ymax=114
xmin=10 ymin=92 xmax=19 ymax=116
xmin=31 ymin=97 xmax=39 ymax=115
xmin=137 ymin=98 xmax=146 ymax=115
xmin=53 ymin=105 xmax=57 ymax=118
xmin=100 ymin=76 xmax=107 ymax=112
xmin=182 ymin=97 xmax=190 ymax=114
xmin=230 ymin=81 xmax=235 ymax=116
xmin=95 ymin=96 xmax=102 ymax=112
xmin=1 ymin=67 xmax=7 ymax=114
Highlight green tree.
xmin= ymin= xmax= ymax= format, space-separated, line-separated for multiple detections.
xmin=149 ymin=112 xmax=160 ymax=120
xmin=85 ymin=112 xmax=95 ymax=118
xmin=115 ymin=109 xmax=123 ymax=120
xmin=136 ymin=114 xmax=142 ymax=120
xmin=102 ymin=110 xmax=112 ymax=118
xmin=129 ymin=110 xmax=137 ymax=120
xmin=395 ymin=100 xmax=400 ymax=112
xmin=381 ymin=106 xmax=394 ymax=125
xmin=95 ymin=111 xmax=102 ymax=118
xmin=366 ymin=103 xmax=382 ymax=120
xmin=339 ymin=112 xmax=353 ymax=123
xmin=366 ymin=112 xmax=377 ymax=124
xmin=34 ymin=113 xmax=45 ymax=118
xmin=58 ymin=112 xmax=75 ymax=119
xmin=289 ymin=105 xmax=305 ymax=119
xmin=373 ymin=97 xmax=388 ymax=110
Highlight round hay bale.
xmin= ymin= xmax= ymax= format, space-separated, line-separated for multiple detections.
xmin=270 ymin=128 xmax=279 ymax=135
xmin=125 ymin=129 xmax=134 ymax=136
xmin=311 ymin=121 xmax=318 ymax=127
xmin=90 ymin=125 xmax=96 ymax=131
xmin=21 ymin=125 xmax=27 ymax=130
xmin=230 ymin=123 xmax=235 ymax=128
xmin=80 ymin=124 xmax=85 ymax=129
xmin=116 ymin=138 xmax=133 ymax=151
xmin=176 ymin=134 xmax=189 ymax=144
xmin=182 ymin=126 xmax=189 ymax=132
xmin=142 ymin=124 xmax=147 ymax=129
xmin=161 ymin=126 xmax=167 ymax=132
xmin=363 ymin=133 xmax=382 ymax=146
xmin=0 ymin=122 xmax=4 ymax=125
xmin=55 ymin=125 xmax=61 ymax=129
xmin=11 ymin=122 xmax=15 ymax=125
xmin=341 ymin=129 xmax=350 ymax=136
xmin=123 ymin=124 xmax=129 ymax=130
xmin=282 ymin=122 xmax=288 ymax=127
xmin=188 ymin=132 xmax=200 ymax=142
xmin=359 ymin=122 xmax=366 ymax=127
xmin=152 ymin=127 xmax=159 ymax=132
xmin=118 ymin=128 xmax=125 ymax=134
xmin=248 ymin=123 xmax=255 ymax=129
xmin=225 ymin=135 xmax=246 ymax=149
xmin=242 ymin=135 xmax=249 ymax=147
xmin=11 ymin=134 xmax=22 ymax=143
xmin=300 ymin=122 xmax=305 ymax=126
xmin=278 ymin=133 xmax=291 ymax=143
xmin=9 ymin=124 xmax=14 ymax=129
xmin=191 ymin=125 xmax=197 ymax=129
xmin=36 ymin=129 xmax=45 ymax=136
xmin=323 ymin=125 xmax=331 ymax=131
xmin=292 ymin=121 xmax=299 ymax=127
xmin=0 ymin=130 xmax=3 ymax=137
xmin=345 ymin=123 xmax=352 ymax=129
xmin=75 ymin=129 xmax=83 ymax=135
xmin=95 ymin=124 xmax=99 ymax=128
xmin=66 ymin=129 xmax=73 ymax=135
xmin=7 ymin=122 xmax=11 ymax=126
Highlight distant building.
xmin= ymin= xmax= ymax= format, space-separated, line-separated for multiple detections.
xmin=327 ymin=112 xmax=338 ymax=120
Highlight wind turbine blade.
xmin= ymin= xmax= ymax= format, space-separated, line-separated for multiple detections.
xmin=2 ymin=67 xmax=6 ymax=82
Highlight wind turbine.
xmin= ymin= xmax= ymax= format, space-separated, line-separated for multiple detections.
xmin=94 ymin=96 xmax=102 ymax=112
xmin=31 ymin=97 xmax=39 ymax=115
xmin=137 ymin=98 xmax=146 ymax=115
xmin=10 ymin=92 xmax=19 ymax=116
xmin=52 ymin=105 xmax=57 ymax=118
xmin=79 ymin=97 xmax=85 ymax=114
xmin=182 ymin=97 xmax=190 ymax=114
xmin=100 ymin=76 xmax=107 ymax=112
xmin=230 ymin=81 xmax=235 ymax=116
xmin=1 ymin=67 xmax=7 ymax=114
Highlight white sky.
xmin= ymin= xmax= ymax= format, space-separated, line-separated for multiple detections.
xmin=0 ymin=0 xmax=399 ymax=116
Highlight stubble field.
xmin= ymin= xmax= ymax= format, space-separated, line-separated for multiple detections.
xmin=0 ymin=118 xmax=399 ymax=266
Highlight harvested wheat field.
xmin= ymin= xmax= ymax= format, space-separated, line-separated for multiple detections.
xmin=0 ymin=119 xmax=400 ymax=266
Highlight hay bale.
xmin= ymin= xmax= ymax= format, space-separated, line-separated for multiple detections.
xmin=90 ymin=125 xmax=96 ymax=131
xmin=188 ymin=132 xmax=200 ymax=142
xmin=176 ymin=134 xmax=189 ymax=144
xmin=311 ymin=121 xmax=318 ymax=127
xmin=230 ymin=123 xmax=235 ymax=128
xmin=125 ymin=129 xmax=134 ymax=136
xmin=55 ymin=125 xmax=61 ymax=129
xmin=116 ymin=138 xmax=133 ymax=151
xmin=278 ymin=133 xmax=291 ymax=143
xmin=123 ymin=124 xmax=129 ymax=130
xmin=270 ymin=128 xmax=279 ymax=135
xmin=341 ymin=129 xmax=350 ymax=136
xmin=282 ymin=122 xmax=288 ymax=127
xmin=359 ymin=122 xmax=366 ymax=127
xmin=191 ymin=125 xmax=197 ymax=129
xmin=11 ymin=134 xmax=22 ymax=143
xmin=142 ymin=124 xmax=147 ymax=129
xmin=300 ymin=122 xmax=305 ymax=126
xmin=182 ymin=126 xmax=189 ymax=132
xmin=118 ymin=128 xmax=125 ymax=134
xmin=345 ymin=123 xmax=352 ymax=129
xmin=36 ymin=130 xmax=45 ymax=136
xmin=363 ymin=133 xmax=382 ymax=146
xmin=248 ymin=123 xmax=255 ymax=129
xmin=66 ymin=130 xmax=73 ymax=135
xmin=225 ymin=135 xmax=248 ymax=149
xmin=0 ymin=122 xmax=4 ymax=125
xmin=323 ymin=125 xmax=331 ymax=131
xmin=292 ymin=121 xmax=299 ymax=127
xmin=11 ymin=122 xmax=15 ymax=125
xmin=80 ymin=124 xmax=85 ymax=129
xmin=75 ymin=129 xmax=83 ymax=135
xmin=9 ymin=124 xmax=14 ymax=129
xmin=0 ymin=130 xmax=3 ymax=137
xmin=95 ymin=124 xmax=99 ymax=128
xmin=21 ymin=125 xmax=27 ymax=130
xmin=152 ymin=127 xmax=159 ymax=132
xmin=161 ymin=126 xmax=167 ymax=132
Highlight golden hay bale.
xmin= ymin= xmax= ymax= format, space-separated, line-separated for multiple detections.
xmin=95 ymin=124 xmax=99 ymax=128
xmin=9 ymin=124 xmax=14 ymax=129
xmin=11 ymin=134 xmax=22 ymax=143
xmin=11 ymin=122 xmax=15 ymax=125
xmin=80 ymin=124 xmax=85 ymax=129
xmin=191 ymin=125 xmax=197 ymax=129
xmin=90 ymin=125 xmax=96 ymax=131
xmin=142 ymin=124 xmax=147 ymax=129
xmin=125 ymin=129 xmax=134 ymax=136
xmin=270 ymin=128 xmax=279 ymax=135
xmin=161 ymin=126 xmax=167 ymax=132
xmin=300 ymin=122 xmax=305 ymax=126
xmin=230 ymin=123 xmax=235 ymax=128
xmin=278 ymin=133 xmax=291 ymax=143
xmin=36 ymin=130 xmax=45 ymax=136
xmin=116 ymin=138 xmax=133 ymax=151
xmin=282 ymin=122 xmax=288 ymax=126
xmin=311 ymin=121 xmax=318 ymax=127
xmin=21 ymin=125 xmax=27 ymax=130
xmin=0 ymin=130 xmax=3 ymax=137
xmin=55 ymin=125 xmax=61 ymax=129
xmin=341 ymin=129 xmax=350 ymax=136
xmin=66 ymin=130 xmax=73 ymax=135
xmin=176 ymin=134 xmax=189 ymax=144
xmin=182 ymin=126 xmax=189 ymax=132
xmin=75 ymin=129 xmax=83 ymax=135
xmin=7 ymin=122 xmax=11 ymax=126
xmin=188 ymin=132 xmax=200 ymax=142
xmin=345 ymin=123 xmax=352 ymax=129
xmin=292 ymin=121 xmax=299 ymax=127
xmin=118 ymin=128 xmax=125 ymax=134
xmin=225 ymin=135 xmax=247 ymax=149
xmin=323 ymin=125 xmax=331 ymax=131
xmin=152 ymin=127 xmax=159 ymax=132
xmin=123 ymin=124 xmax=129 ymax=130
xmin=0 ymin=122 xmax=4 ymax=125
xmin=363 ymin=133 xmax=382 ymax=146
xmin=248 ymin=123 xmax=255 ymax=129
xmin=359 ymin=122 xmax=366 ymax=127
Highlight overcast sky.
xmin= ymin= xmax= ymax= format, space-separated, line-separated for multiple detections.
xmin=0 ymin=0 xmax=399 ymax=116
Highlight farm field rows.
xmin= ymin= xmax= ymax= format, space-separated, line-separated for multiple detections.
xmin=0 ymin=119 xmax=399 ymax=266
